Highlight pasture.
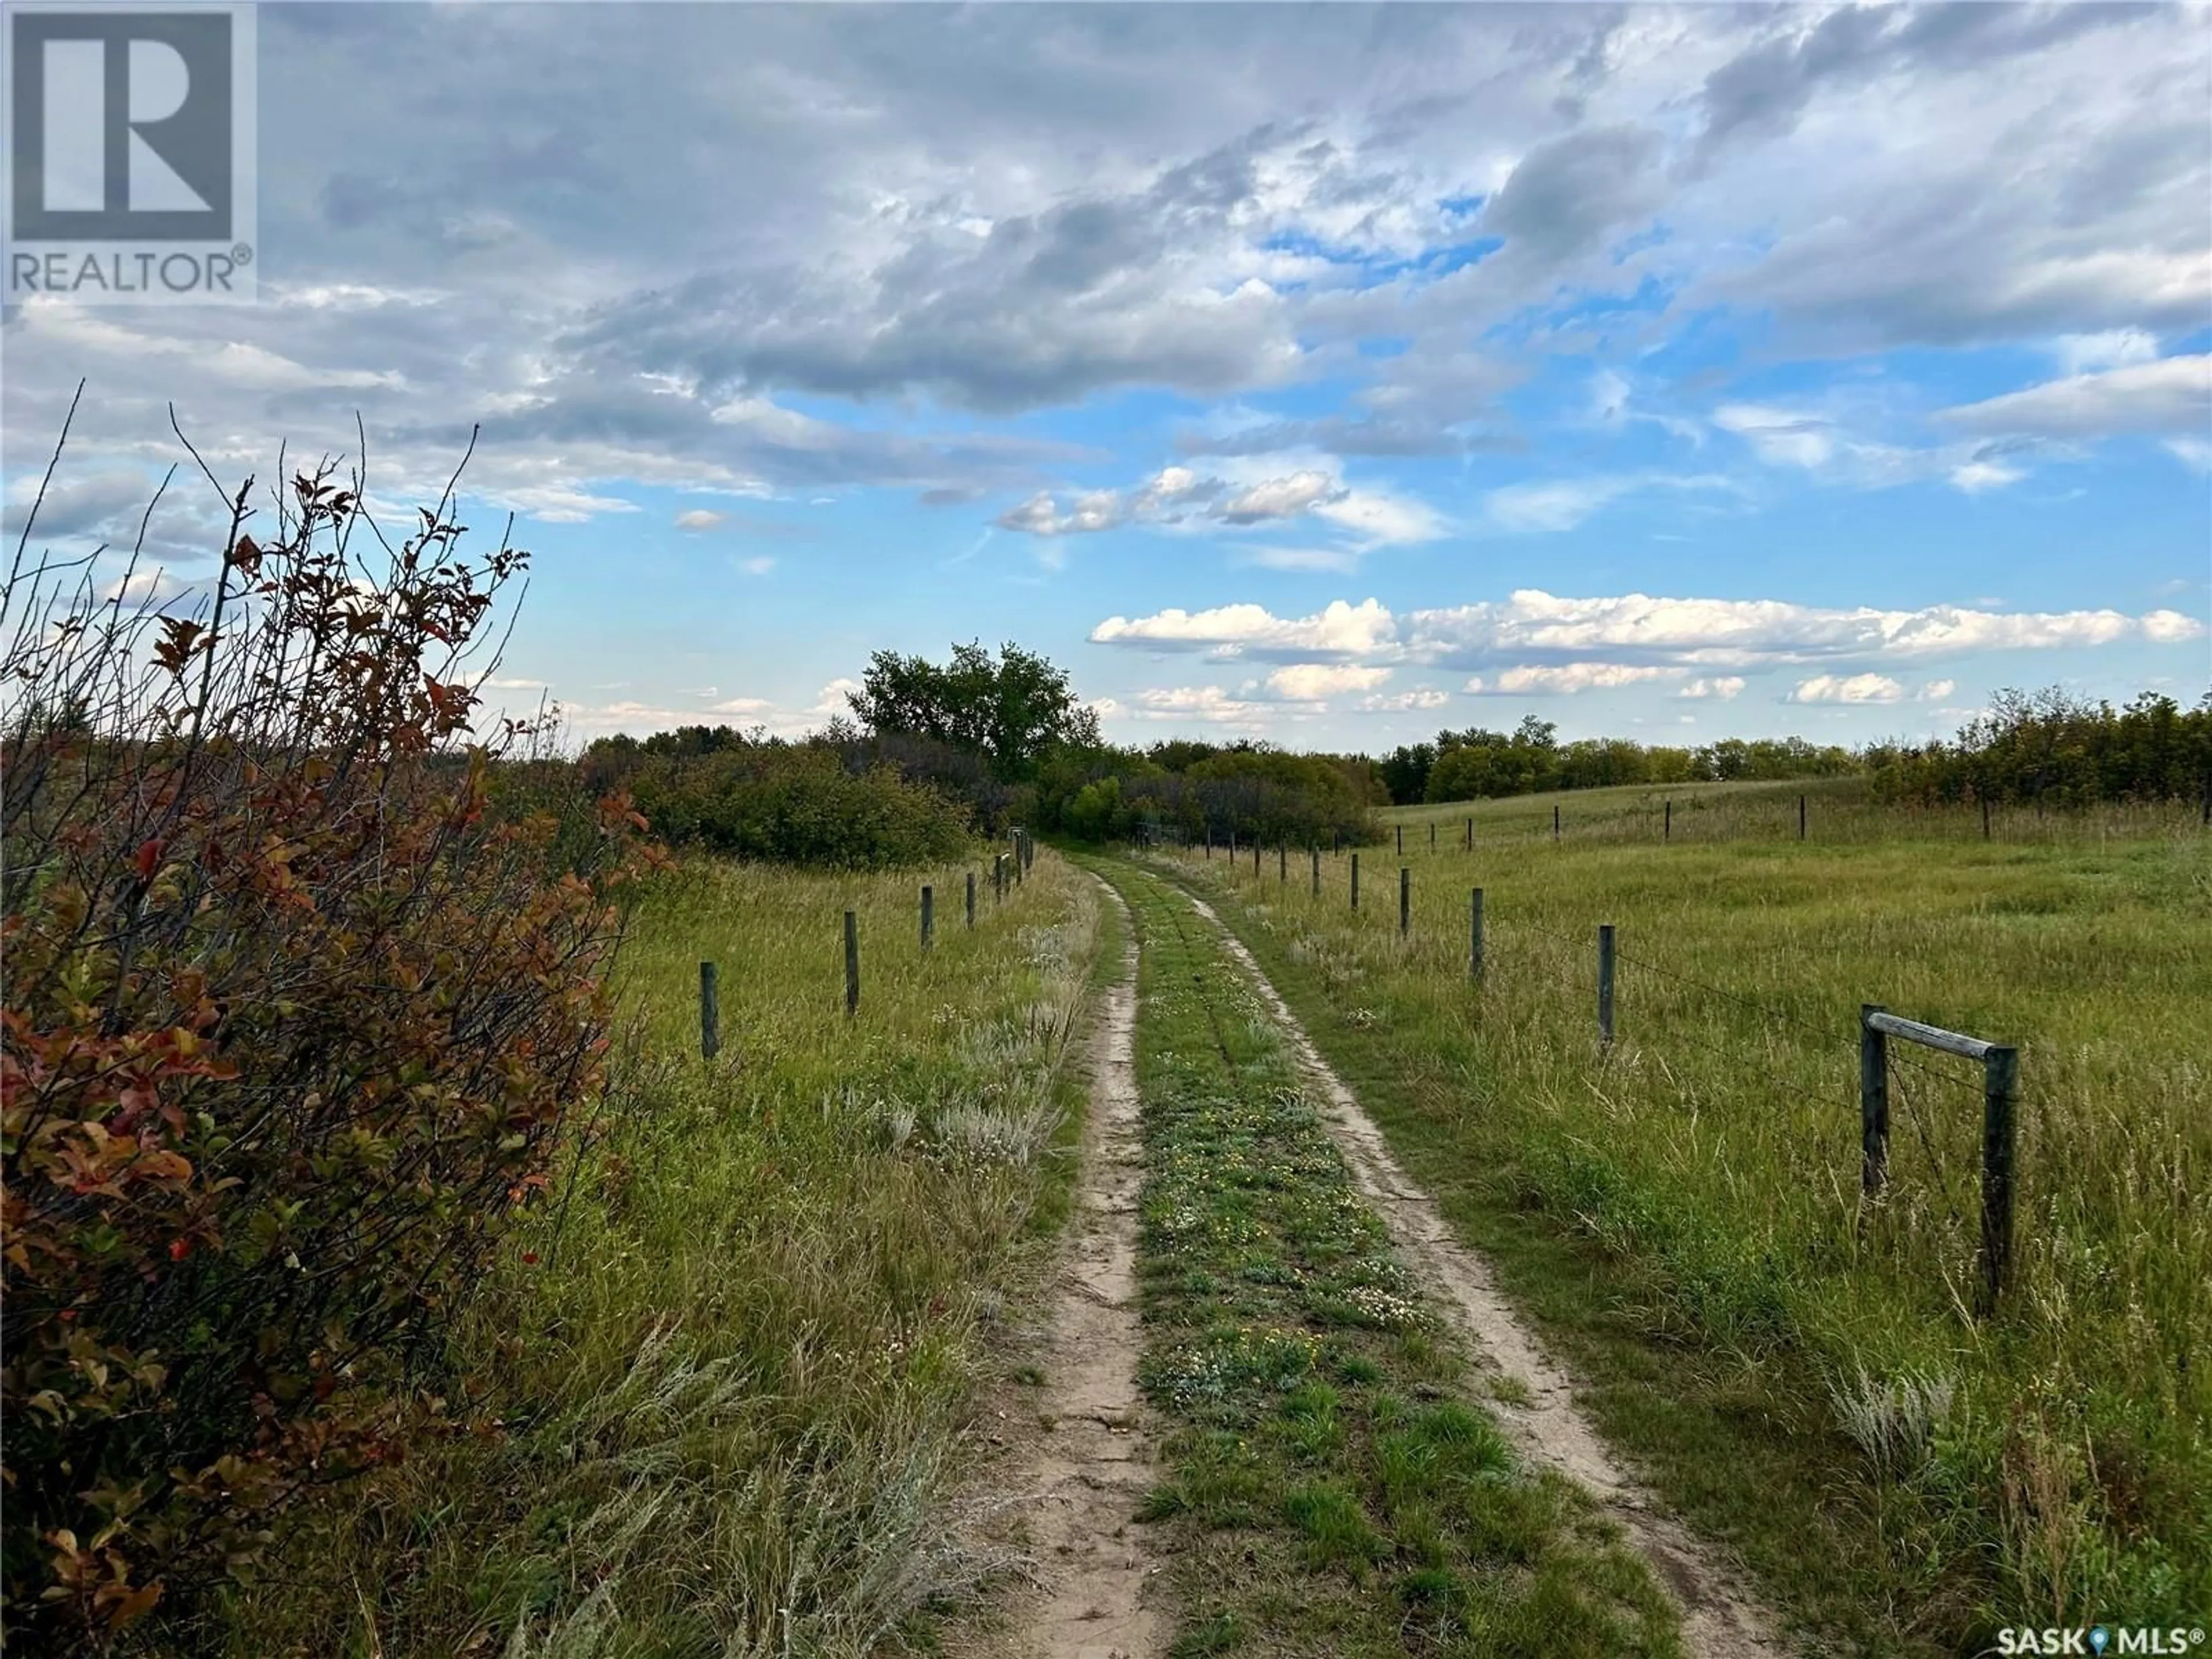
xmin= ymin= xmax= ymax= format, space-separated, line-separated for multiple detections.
xmin=1144 ymin=779 xmax=2210 ymax=1638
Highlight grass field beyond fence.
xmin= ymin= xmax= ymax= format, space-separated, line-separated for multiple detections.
xmin=209 ymin=848 xmax=1104 ymax=1659
xmin=1143 ymin=781 xmax=2210 ymax=1645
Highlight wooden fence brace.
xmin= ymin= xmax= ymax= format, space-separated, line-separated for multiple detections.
xmin=1351 ymin=851 xmax=1361 ymax=911
xmin=965 ymin=870 xmax=976 ymax=929
xmin=921 ymin=885 xmax=934 ymax=952
xmin=1980 ymin=1046 xmax=2020 ymax=1316
xmin=699 ymin=961 xmax=720 ymax=1060
xmin=1469 ymin=888 xmax=1484 ymax=982
xmin=1597 ymin=924 xmax=1616 ymax=1047
xmin=844 ymin=911 xmax=860 ymax=1018
xmin=1399 ymin=866 xmax=1410 ymax=937
xmin=1858 ymin=1003 xmax=1889 ymax=1195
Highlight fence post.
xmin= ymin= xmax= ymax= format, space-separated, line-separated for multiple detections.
xmin=922 ymin=885 xmax=934 ymax=952
xmin=1800 ymin=794 xmax=1807 ymax=840
xmin=1978 ymin=1046 xmax=2020 ymax=1316
xmin=699 ymin=961 xmax=720 ymax=1060
xmin=844 ymin=911 xmax=860 ymax=1018
xmin=1429 ymin=822 xmax=1435 ymax=853
xmin=994 ymin=853 xmax=1005 ymax=903
xmin=1014 ymin=834 xmax=1024 ymax=886
xmin=1664 ymin=800 xmax=1671 ymax=842
xmin=1469 ymin=888 xmax=1484 ymax=981
xmin=1464 ymin=816 xmax=1472 ymax=851
xmin=1859 ymin=1004 xmax=1889 ymax=1196
xmin=1981 ymin=796 xmax=1991 ymax=840
xmin=1310 ymin=844 xmax=1320 ymax=896
xmin=966 ymin=870 xmax=976 ymax=929
xmin=1553 ymin=804 xmax=1560 ymax=843
xmin=1279 ymin=843 xmax=1286 ymax=884
xmin=1396 ymin=824 xmax=1403 ymax=856
xmin=1205 ymin=827 xmax=1213 ymax=859
xmin=1399 ymin=866 xmax=1410 ymax=937
xmin=1253 ymin=840 xmax=1260 ymax=878
xmin=1351 ymin=851 xmax=1361 ymax=911
xmin=1597 ymin=924 xmax=1615 ymax=1047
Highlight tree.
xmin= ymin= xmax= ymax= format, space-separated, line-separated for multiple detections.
xmin=846 ymin=640 xmax=1100 ymax=781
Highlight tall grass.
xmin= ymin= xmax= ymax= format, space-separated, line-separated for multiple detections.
xmin=1145 ymin=785 xmax=2210 ymax=1629
xmin=210 ymin=850 xmax=1101 ymax=1658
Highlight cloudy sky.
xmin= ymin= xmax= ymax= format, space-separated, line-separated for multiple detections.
xmin=3 ymin=1 xmax=2208 ymax=751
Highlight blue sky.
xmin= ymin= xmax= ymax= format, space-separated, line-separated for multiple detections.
xmin=3 ymin=2 xmax=2207 ymax=753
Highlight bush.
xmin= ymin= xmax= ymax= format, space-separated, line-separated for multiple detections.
xmin=1 ymin=446 xmax=638 ymax=1650
xmin=620 ymin=744 xmax=972 ymax=868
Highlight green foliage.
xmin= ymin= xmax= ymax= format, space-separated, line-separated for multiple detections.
xmin=1404 ymin=719 xmax=1859 ymax=805
xmin=846 ymin=639 xmax=1101 ymax=782
xmin=616 ymin=744 xmax=972 ymax=869
xmin=2 ymin=453 xmax=637 ymax=1650
xmin=1866 ymin=685 xmax=2212 ymax=805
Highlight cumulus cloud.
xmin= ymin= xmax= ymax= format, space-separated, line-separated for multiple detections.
xmin=1676 ymin=676 xmax=1745 ymax=700
xmin=1093 ymin=588 xmax=2205 ymax=675
xmin=1359 ymin=687 xmax=1452 ymax=713
xmin=1218 ymin=470 xmax=1343 ymax=523
xmin=1787 ymin=673 xmax=1907 ymax=704
xmin=1465 ymin=662 xmax=1680 ymax=696
xmin=675 ymin=509 xmax=726 ymax=531
xmin=1264 ymin=662 xmax=1392 ymax=699
xmin=996 ymin=489 xmax=1123 ymax=535
xmin=1089 ymin=597 xmax=1397 ymax=661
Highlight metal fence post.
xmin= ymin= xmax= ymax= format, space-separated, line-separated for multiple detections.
xmin=699 ymin=961 xmax=719 ymax=1060
xmin=1859 ymin=1004 xmax=1889 ymax=1196
xmin=1469 ymin=888 xmax=1484 ymax=981
xmin=1597 ymin=924 xmax=1615 ymax=1047
xmin=1979 ymin=1046 xmax=2020 ymax=1315
xmin=844 ymin=911 xmax=860 ymax=1018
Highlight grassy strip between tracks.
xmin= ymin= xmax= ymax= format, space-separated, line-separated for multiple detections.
xmin=1095 ymin=856 xmax=1680 ymax=1659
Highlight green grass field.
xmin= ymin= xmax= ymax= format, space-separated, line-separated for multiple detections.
xmin=1097 ymin=858 xmax=1680 ymax=1659
xmin=1141 ymin=781 xmax=2210 ymax=1646
xmin=213 ymin=850 xmax=1108 ymax=1658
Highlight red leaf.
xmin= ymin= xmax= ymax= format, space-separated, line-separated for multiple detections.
xmin=134 ymin=838 xmax=165 ymax=883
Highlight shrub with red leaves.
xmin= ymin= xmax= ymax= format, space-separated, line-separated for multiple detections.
xmin=1 ymin=423 xmax=640 ymax=1651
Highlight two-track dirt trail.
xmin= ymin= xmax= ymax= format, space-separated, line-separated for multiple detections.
xmin=1179 ymin=887 xmax=1789 ymax=1659
xmin=961 ymin=885 xmax=1165 ymax=1659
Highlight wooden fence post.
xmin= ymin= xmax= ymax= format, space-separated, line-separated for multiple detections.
xmin=921 ymin=885 xmax=934 ymax=952
xmin=1310 ymin=844 xmax=1320 ymax=896
xmin=1429 ymin=822 xmax=1435 ymax=853
xmin=1469 ymin=888 xmax=1484 ymax=982
xmin=1859 ymin=1004 xmax=1889 ymax=1196
xmin=844 ymin=911 xmax=860 ymax=1018
xmin=1800 ymin=794 xmax=1807 ymax=840
xmin=1553 ymin=804 xmax=1560 ymax=843
xmin=1351 ymin=851 xmax=1361 ymax=911
xmin=1597 ymin=924 xmax=1615 ymax=1048
xmin=1664 ymin=800 xmax=1672 ymax=842
xmin=1981 ymin=796 xmax=1991 ymax=840
xmin=699 ymin=961 xmax=720 ymax=1060
xmin=1253 ymin=840 xmax=1260 ymax=878
xmin=1014 ymin=834 xmax=1024 ymax=886
xmin=1279 ymin=843 xmax=1286 ymax=884
xmin=994 ymin=853 xmax=1005 ymax=904
xmin=1979 ymin=1046 xmax=2020 ymax=1316
xmin=1396 ymin=823 xmax=1403 ymax=857
xmin=966 ymin=870 xmax=976 ymax=929
xmin=1399 ymin=866 xmax=1410 ymax=937
xmin=1464 ymin=816 xmax=1472 ymax=851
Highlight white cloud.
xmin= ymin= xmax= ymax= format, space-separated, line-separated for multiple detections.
xmin=1359 ymin=687 xmax=1451 ymax=713
xmin=1949 ymin=459 xmax=2024 ymax=493
xmin=1676 ymin=676 xmax=1745 ymax=700
xmin=997 ymin=488 xmax=1122 ymax=536
xmin=2143 ymin=609 xmax=2206 ymax=644
xmin=1217 ymin=470 xmax=1343 ymax=523
xmin=1938 ymin=354 xmax=2212 ymax=439
xmin=1787 ymin=673 xmax=1906 ymax=704
xmin=1090 ymin=597 xmax=1397 ymax=660
xmin=1465 ymin=662 xmax=1680 ymax=696
xmin=675 ymin=508 xmax=726 ymax=531
xmin=1264 ymin=662 xmax=1392 ymax=699
xmin=1483 ymin=472 xmax=1732 ymax=533
xmin=1918 ymin=679 xmax=1956 ymax=700
xmin=1713 ymin=404 xmax=1835 ymax=469
xmin=740 ymin=555 xmax=775 ymax=575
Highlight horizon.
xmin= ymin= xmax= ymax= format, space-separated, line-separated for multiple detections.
xmin=3 ymin=3 xmax=2209 ymax=756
